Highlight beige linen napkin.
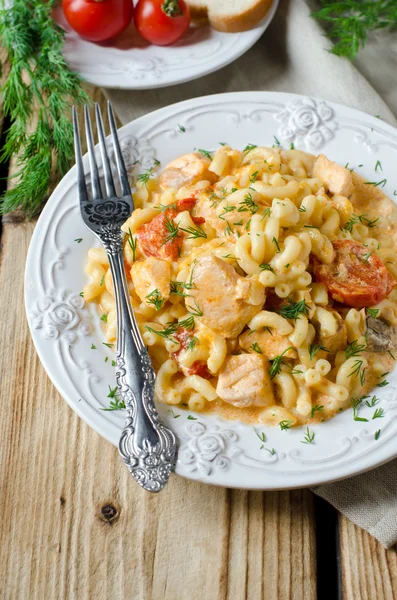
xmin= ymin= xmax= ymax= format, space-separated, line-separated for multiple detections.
xmin=105 ymin=0 xmax=397 ymax=548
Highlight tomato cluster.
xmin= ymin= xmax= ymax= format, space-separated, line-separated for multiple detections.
xmin=63 ymin=0 xmax=191 ymax=45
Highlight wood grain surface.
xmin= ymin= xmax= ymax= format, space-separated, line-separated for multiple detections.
xmin=339 ymin=515 xmax=397 ymax=600
xmin=0 ymin=86 xmax=395 ymax=600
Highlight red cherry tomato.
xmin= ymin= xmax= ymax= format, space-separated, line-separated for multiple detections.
xmin=63 ymin=0 xmax=134 ymax=42
xmin=134 ymin=0 xmax=191 ymax=46
xmin=313 ymin=239 xmax=395 ymax=307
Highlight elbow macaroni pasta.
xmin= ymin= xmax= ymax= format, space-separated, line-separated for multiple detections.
xmin=83 ymin=145 xmax=397 ymax=427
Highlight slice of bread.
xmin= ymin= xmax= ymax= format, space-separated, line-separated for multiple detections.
xmin=186 ymin=0 xmax=273 ymax=33
xmin=209 ymin=0 xmax=273 ymax=33
xmin=187 ymin=0 xmax=208 ymax=21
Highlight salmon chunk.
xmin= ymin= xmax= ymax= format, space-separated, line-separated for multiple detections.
xmin=186 ymin=255 xmax=265 ymax=338
xmin=216 ymin=354 xmax=274 ymax=408
xmin=130 ymin=257 xmax=171 ymax=306
xmin=313 ymin=155 xmax=353 ymax=197
xmin=239 ymin=329 xmax=297 ymax=360
xmin=159 ymin=152 xmax=212 ymax=189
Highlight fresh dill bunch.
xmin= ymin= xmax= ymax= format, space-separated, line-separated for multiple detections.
xmin=312 ymin=1 xmax=397 ymax=60
xmin=0 ymin=0 xmax=91 ymax=216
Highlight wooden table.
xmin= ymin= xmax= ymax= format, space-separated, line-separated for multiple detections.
xmin=1 ymin=86 xmax=397 ymax=600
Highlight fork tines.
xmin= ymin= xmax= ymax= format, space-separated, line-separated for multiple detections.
xmin=72 ymin=101 xmax=132 ymax=203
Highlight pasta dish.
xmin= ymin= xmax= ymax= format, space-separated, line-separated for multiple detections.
xmin=84 ymin=144 xmax=397 ymax=427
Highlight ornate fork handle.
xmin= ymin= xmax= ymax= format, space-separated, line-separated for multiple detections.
xmin=103 ymin=227 xmax=177 ymax=492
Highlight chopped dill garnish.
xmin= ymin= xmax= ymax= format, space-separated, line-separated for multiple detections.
xmin=154 ymin=202 xmax=177 ymax=212
xmin=269 ymin=347 xmax=293 ymax=378
xmin=279 ymin=419 xmax=294 ymax=431
xmin=377 ymin=380 xmax=389 ymax=388
xmin=365 ymin=396 xmax=379 ymax=408
xmin=351 ymin=396 xmax=369 ymax=422
xmin=309 ymin=344 xmax=330 ymax=361
xmin=345 ymin=340 xmax=366 ymax=359
xmin=301 ymin=427 xmax=315 ymax=444
xmin=243 ymin=144 xmax=257 ymax=154
xmin=310 ymin=405 xmax=324 ymax=418
xmin=238 ymin=192 xmax=259 ymax=215
xmin=272 ymin=237 xmax=280 ymax=252
xmin=250 ymin=342 xmax=262 ymax=354
xmin=168 ymin=408 xmax=180 ymax=418
xmin=372 ymin=407 xmax=385 ymax=419
xmin=145 ymin=289 xmax=165 ymax=311
xmin=198 ymin=148 xmax=213 ymax=160
xmin=180 ymin=225 xmax=207 ymax=239
xmin=162 ymin=215 xmax=180 ymax=245
xmin=259 ymin=263 xmax=275 ymax=273
xmin=137 ymin=167 xmax=154 ymax=187
xmin=127 ymin=228 xmax=137 ymax=261
xmin=364 ymin=179 xmax=387 ymax=187
xmin=278 ymin=298 xmax=309 ymax=320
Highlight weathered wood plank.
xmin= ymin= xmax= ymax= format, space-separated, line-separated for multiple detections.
xmin=339 ymin=515 xmax=397 ymax=600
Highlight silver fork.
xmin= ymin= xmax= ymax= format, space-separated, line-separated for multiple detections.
xmin=73 ymin=102 xmax=177 ymax=493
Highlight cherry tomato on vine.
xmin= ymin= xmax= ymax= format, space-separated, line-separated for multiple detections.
xmin=63 ymin=0 xmax=134 ymax=42
xmin=134 ymin=0 xmax=191 ymax=46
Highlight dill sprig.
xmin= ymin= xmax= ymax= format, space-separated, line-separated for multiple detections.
xmin=278 ymin=299 xmax=309 ymax=321
xmin=0 ymin=0 xmax=91 ymax=216
xmin=127 ymin=228 xmax=137 ymax=261
xmin=179 ymin=224 xmax=207 ymax=239
xmin=269 ymin=347 xmax=293 ymax=379
xmin=243 ymin=144 xmax=257 ymax=154
xmin=250 ymin=342 xmax=262 ymax=354
xmin=145 ymin=289 xmax=165 ymax=311
xmin=279 ymin=420 xmax=294 ymax=431
xmin=259 ymin=263 xmax=275 ymax=273
xmin=311 ymin=1 xmax=397 ymax=60
xmin=345 ymin=339 xmax=366 ymax=359
xmin=311 ymin=404 xmax=324 ymax=418
xmin=163 ymin=215 xmax=180 ymax=245
xmin=237 ymin=192 xmax=259 ymax=215
xmin=137 ymin=168 xmax=154 ymax=187
xmin=101 ymin=385 xmax=126 ymax=411
xmin=309 ymin=344 xmax=330 ymax=361
xmin=351 ymin=396 xmax=369 ymax=422
xmin=301 ymin=427 xmax=315 ymax=444
xmin=344 ymin=213 xmax=379 ymax=232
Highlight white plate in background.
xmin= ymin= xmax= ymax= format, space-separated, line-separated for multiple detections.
xmin=54 ymin=0 xmax=279 ymax=90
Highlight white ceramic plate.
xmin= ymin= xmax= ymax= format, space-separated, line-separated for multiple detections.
xmin=25 ymin=92 xmax=397 ymax=490
xmin=54 ymin=0 xmax=279 ymax=90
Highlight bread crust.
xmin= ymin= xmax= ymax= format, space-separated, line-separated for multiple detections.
xmin=187 ymin=1 xmax=209 ymax=22
xmin=209 ymin=0 xmax=273 ymax=33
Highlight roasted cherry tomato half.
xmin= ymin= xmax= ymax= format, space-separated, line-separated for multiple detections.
xmin=63 ymin=0 xmax=134 ymax=42
xmin=313 ymin=239 xmax=395 ymax=307
xmin=134 ymin=0 xmax=191 ymax=46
